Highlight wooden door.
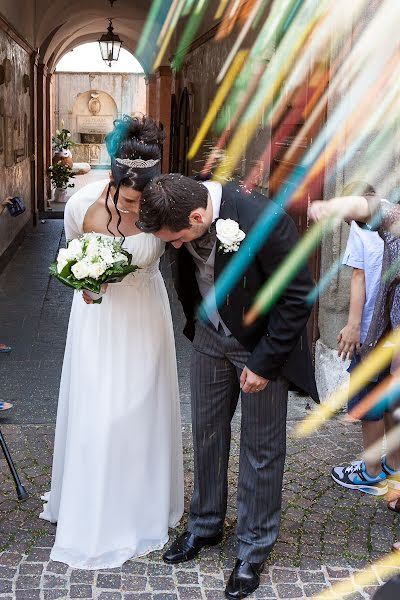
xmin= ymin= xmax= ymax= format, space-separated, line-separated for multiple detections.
xmin=268 ymin=63 xmax=329 ymax=357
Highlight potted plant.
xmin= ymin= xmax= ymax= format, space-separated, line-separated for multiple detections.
xmin=52 ymin=120 xmax=75 ymax=167
xmin=48 ymin=162 xmax=75 ymax=203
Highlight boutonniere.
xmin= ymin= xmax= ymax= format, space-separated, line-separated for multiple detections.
xmin=216 ymin=218 xmax=246 ymax=253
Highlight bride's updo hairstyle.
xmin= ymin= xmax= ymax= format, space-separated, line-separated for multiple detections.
xmin=104 ymin=114 xmax=164 ymax=237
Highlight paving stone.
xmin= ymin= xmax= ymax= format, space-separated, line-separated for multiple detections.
xmin=70 ymin=570 xmax=95 ymax=584
xmin=0 ymin=579 xmax=13 ymax=593
xmin=15 ymin=574 xmax=42 ymax=589
xmin=299 ymin=570 xmax=326 ymax=583
xmin=153 ymin=595 xmax=178 ymax=600
xmin=124 ymin=595 xmax=152 ymax=600
xmin=147 ymin=562 xmax=173 ymax=575
xmin=42 ymin=574 xmax=68 ymax=589
xmin=272 ymin=568 xmax=299 ymax=583
xmin=149 ymin=575 xmax=176 ymax=590
xmin=253 ymin=586 xmax=276 ymax=598
xmin=15 ymin=591 xmax=41 ymax=600
xmin=303 ymin=582 xmax=330 ymax=596
xmin=98 ymin=593 xmax=123 ymax=600
xmin=26 ymin=547 xmax=52 ymax=561
xmin=0 ymin=566 xmax=17 ymax=578
xmin=0 ymin=552 xmax=21 ymax=566
xmin=96 ymin=573 xmax=122 ymax=589
xmin=69 ymin=584 xmax=94 ymax=598
xmin=121 ymin=575 xmax=147 ymax=592
xmin=275 ymin=583 xmax=305 ymax=598
xmin=122 ymin=562 xmax=147 ymax=575
xmin=46 ymin=561 xmax=69 ymax=575
xmin=19 ymin=562 xmax=44 ymax=575
xmin=178 ymin=587 xmax=205 ymax=599
xmin=201 ymin=574 xmax=225 ymax=588
xmin=43 ymin=591 xmax=68 ymax=600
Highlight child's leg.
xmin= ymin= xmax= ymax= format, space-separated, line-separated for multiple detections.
xmin=383 ymin=412 xmax=400 ymax=470
xmin=362 ymin=419 xmax=385 ymax=477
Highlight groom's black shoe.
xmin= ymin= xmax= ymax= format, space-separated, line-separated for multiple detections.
xmin=163 ymin=530 xmax=223 ymax=564
xmin=225 ymin=559 xmax=265 ymax=599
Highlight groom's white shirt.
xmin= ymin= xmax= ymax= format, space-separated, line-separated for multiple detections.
xmin=185 ymin=181 xmax=230 ymax=335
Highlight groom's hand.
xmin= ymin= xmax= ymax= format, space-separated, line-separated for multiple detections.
xmin=240 ymin=367 xmax=269 ymax=394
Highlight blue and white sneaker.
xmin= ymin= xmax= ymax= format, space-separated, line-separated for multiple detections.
xmin=381 ymin=455 xmax=400 ymax=490
xmin=331 ymin=460 xmax=388 ymax=496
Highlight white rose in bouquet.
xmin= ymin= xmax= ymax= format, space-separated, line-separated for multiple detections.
xmin=114 ymin=252 xmax=129 ymax=264
xmin=57 ymin=248 xmax=72 ymax=273
xmin=71 ymin=260 xmax=91 ymax=280
xmin=86 ymin=237 xmax=102 ymax=259
xmin=87 ymin=260 xmax=107 ymax=279
xmin=68 ymin=238 xmax=83 ymax=260
xmin=99 ymin=246 xmax=114 ymax=265
xmin=216 ymin=218 xmax=246 ymax=252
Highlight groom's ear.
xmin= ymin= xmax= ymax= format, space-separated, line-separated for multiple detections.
xmin=189 ymin=209 xmax=205 ymax=225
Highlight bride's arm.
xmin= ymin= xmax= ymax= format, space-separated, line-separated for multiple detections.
xmin=63 ymin=195 xmax=83 ymax=242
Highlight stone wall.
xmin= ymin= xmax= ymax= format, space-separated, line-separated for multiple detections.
xmin=0 ymin=28 xmax=32 ymax=257
xmin=54 ymin=72 xmax=146 ymax=139
xmin=0 ymin=1 xmax=35 ymax=46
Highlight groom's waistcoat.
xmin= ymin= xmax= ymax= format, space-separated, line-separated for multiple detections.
xmin=170 ymin=182 xmax=319 ymax=403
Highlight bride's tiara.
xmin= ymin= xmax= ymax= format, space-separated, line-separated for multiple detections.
xmin=115 ymin=157 xmax=160 ymax=170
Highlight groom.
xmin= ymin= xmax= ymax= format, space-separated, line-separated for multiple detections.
xmin=138 ymin=174 xmax=318 ymax=599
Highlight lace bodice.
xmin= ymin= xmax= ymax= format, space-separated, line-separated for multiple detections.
xmin=63 ymin=179 xmax=165 ymax=287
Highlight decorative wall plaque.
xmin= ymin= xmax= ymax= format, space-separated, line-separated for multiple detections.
xmin=77 ymin=115 xmax=114 ymax=134
xmin=88 ymin=93 xmax=101 ymax=115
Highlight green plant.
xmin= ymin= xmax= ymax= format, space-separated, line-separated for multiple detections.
xmin=48 ymin=162 xmax=76 ymax=190
xmin=52 ymin=126 xmax=75 ymax=151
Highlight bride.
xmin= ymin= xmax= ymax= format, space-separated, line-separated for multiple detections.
xmin=40 ymin=115 xmax=184 ymax=570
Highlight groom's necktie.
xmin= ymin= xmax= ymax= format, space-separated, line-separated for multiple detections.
xmin=191 ymin=220 xmax=217 ymax=262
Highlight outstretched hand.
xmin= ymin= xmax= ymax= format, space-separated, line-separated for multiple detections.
xmin=0 ymin=197 xmax=13 ymax=216
xmin=338 ymin=323 xmax=360 ymax=361
xmin=240 ymin=366 xmax=269 ymax=394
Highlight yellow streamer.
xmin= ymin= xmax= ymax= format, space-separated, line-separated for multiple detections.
xmin=312 ymin=551 xmax=400 ymax=599
xmin=213 ymin=7 xmax=320 ymax=182
xmin=214 ymin=0 xmax=230 ymax=20
xmin=187 ymin=50 xmax=248 ymax=160
xmin=294 ymin=328 xmax=400 ymax=439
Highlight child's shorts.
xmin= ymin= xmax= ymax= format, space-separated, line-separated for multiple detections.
xmin=348 ymin=353 xmax=391 ymax=421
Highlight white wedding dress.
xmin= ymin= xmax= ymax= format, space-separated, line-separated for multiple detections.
xmin=40 ymin=179 xmax=184 ymax=570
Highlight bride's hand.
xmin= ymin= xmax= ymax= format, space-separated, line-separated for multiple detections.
xmin=82 ymin=284 xmax=108 ymax=304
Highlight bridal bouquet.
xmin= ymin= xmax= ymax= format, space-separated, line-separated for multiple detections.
xmin=50 ymin=233 xmax=138 ymax=303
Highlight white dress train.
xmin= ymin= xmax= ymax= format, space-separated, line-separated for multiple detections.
xmin=40 ymin=179 xmax=184 ymax=570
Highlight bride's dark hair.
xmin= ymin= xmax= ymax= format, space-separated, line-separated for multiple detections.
xmin=104 ymin=114 xmax=165 ymax=238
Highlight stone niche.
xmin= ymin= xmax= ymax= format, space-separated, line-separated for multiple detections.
xmin=71 ymin=90 xmax=118 ymax=166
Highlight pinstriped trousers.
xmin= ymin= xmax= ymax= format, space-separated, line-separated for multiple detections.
xmin=188 ymin=321 xmax=288 ymax=563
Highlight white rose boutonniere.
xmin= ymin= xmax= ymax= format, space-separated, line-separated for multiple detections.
xmin=216 ymin=218 xmax=246 ymax=253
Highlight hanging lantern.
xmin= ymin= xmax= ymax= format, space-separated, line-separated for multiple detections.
xmin=98 ymin=19 xmax=122 ymax=68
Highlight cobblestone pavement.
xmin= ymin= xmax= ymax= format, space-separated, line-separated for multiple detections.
xmin=1 ymin=221 xmax=399 ymax=599
xmin=1 ymin=421 xmax=399 ymax=599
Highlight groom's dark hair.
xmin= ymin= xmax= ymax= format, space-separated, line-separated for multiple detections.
xmin=138 ymin=174 xmax=209 ymax=233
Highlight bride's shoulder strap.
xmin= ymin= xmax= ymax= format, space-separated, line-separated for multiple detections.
xmin=64 ymin=179 xmax=109 ymax=241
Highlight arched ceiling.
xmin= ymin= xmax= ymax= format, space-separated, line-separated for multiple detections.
xmin=35 ymin=0 xmax=153 ymax=72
